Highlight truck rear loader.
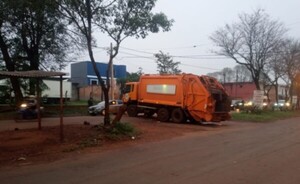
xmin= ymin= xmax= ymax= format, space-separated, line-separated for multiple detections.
xmin=123 ymin=74 xmax=231 ymax=123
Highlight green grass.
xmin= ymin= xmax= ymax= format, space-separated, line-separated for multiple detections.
xmin=231 ymin=110 xmax=300 ymax=122
xmin=106 ymin=122 xmax=139 ymax=140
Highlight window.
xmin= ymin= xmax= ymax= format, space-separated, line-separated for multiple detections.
xmin=124 ymin=84 xmax=132 ymax=93
xmin=90 ymin=79 xmax=98 ymax=85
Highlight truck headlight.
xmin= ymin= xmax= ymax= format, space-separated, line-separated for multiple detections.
xmin=285 ymin=103 xmax=290 ymax=107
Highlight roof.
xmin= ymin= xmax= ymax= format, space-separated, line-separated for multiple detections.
xmin=0 ymin=70 xmax=66 ymax=78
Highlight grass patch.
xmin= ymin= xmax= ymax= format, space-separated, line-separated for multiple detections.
xmin=106 ymin=122 xmax=139 ymax=140
xmin=231 ymin=110 xmax=300 ymax=122
xmin=63 ymin=123 xmax=139 ymax=152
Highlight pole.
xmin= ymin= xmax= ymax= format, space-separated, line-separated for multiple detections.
xmin=60 ymin=75 xmax=64 ymax=142
xmin=36 ymin=79 xmax=41 ymax=130
xmin=110 ymin=43 xmax=114 ymax=100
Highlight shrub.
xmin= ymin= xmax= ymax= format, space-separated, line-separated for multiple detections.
xmin=107 ymin=122 xmax=138 ymax=140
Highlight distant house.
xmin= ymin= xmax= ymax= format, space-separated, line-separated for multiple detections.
xmin=70 ymin=61 xmax=127 ymax=101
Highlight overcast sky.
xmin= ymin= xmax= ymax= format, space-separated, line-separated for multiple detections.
xmin=69 ymin=0 xmax=300 ymax=75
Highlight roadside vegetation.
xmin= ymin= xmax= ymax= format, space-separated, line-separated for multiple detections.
xmin=231 ymin=110 xmax=300 ymax=122
xmin=64 ymin=122 xmax=138 ymax=152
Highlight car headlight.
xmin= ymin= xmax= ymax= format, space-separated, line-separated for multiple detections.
xmin=245 ymin=101 xmax=253 ymax=106
xmin=285 ymin=103 xmax=290 ymax=107
xmin=274 ymin=103 xmax=278 ymax=106
xmin=263 ymin=102 xmax=267 ymax=106
xmin=20 ymin=103 xmax=27 ymax=108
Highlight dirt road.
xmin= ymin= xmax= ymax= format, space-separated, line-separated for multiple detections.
xmin=1 ymin=117 xmax=300 ymax=184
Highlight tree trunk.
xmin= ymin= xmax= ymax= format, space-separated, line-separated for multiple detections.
xmin=289 ymin=80 xmax=294 ymax=102
xmin=112 ymin=105 xmax=127 ymax=124
xmin=85 ymin=0 xmax=111 ymax=126
xmin=275 ymin=81 xmax=279 ymax=103
xmin=253 ymin=78 xmax=261 ymax=90
xmin=29 ymin=49 xmax=40 ymax=95
xmin=0 ymin=34 xmax=23 ymax=104
xmin=9 ymin=78 xmax=23 ymax=105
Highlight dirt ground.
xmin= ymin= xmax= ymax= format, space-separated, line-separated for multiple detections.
xmin=0 ymin=116 xmax=219 ymax=168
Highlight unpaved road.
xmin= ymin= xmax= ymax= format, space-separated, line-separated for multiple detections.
xmin=1 ymin=117 xmax=300 ymax=184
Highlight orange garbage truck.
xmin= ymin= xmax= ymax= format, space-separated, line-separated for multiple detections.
xmin=122 ymin=74 xmax=231 ymax=123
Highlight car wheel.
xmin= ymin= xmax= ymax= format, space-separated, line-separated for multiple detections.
xmin=100 ymin=109 xmax=105 ymax=116
xmin=89 ymin=112 xmax=96 ymax=116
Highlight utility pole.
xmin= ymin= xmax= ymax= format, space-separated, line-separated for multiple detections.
xmin=235 ymin=70 xmax=238 ymax=99
xmin=110 ymin=43 xmax=114 ymax=100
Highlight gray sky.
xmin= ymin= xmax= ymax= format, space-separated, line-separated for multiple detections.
xmin=69 ymin=0 xmax=300 ymax=75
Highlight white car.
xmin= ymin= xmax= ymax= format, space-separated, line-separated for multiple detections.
xmin=88 ymin=100 xmax=123 ymax=115
xmin=273 ymin=100 xmax=290 ymax=110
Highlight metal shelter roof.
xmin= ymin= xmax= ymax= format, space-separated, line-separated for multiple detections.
xmin=0 ymin=70 xmax=66 ymax=141
xmin=0 ymin=70 xmax=66 ymax=78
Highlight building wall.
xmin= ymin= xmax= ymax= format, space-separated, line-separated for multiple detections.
xmin=224 ymin=82 xmax=289 ymax=103
xmin=70 ymin=62 xmax=88 ymax=87
xmin=79 ymin=84 xmax=121 ymax=101
xmin=71 ymin=61 xmax=126 ymax=100
xmin=223 ymin=82 xmax=257 ymax=101
xmin=71 ymin=61 xmax=126 ymax=87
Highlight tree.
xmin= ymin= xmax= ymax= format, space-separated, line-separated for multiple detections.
xmin=280 ymin=39 xmax=300 ymax=102
xmin=117 ymin=68 xmax=143 ymax=98
xmin=222 ymin=67 xmax=234 ymax=83
xmin=0 ymin=0 xmax=72 ymax=103
xmin=263 ymin=43 xmax=286 ymax=102
xmin=234 ymin=65 xmax=252 ymax=82
xmin=206 ymin=71 xmax=223 ymax=82
xmin=155 ymin=51 xmax=181 ymax=74
xmin=126 ymin=67 xmax=143 ymax=82
xmin=210 ymin=9 xmax=286 ymax=90
xmin=59 ymin=0 xmax=173 ymax=125
xmin=207 ymin=65 xmax=252 ymax=83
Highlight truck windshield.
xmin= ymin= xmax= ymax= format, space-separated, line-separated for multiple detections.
xmin=124 ymin=84 xmax=133 ymax=93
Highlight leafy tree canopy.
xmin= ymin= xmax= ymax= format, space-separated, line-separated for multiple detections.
xmin=155 ymin=51 xmax=181 ymax=74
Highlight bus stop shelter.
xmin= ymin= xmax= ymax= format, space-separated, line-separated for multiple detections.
xmin=0 ymin=70 xmax=66 ymax=141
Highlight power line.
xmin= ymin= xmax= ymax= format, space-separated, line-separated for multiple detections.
xmin=115 ymin=54 xmax=223 ymax=71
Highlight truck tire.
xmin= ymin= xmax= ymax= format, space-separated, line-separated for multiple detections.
xmin=171 ymin=108 xmax=186 ymax=123
xmin=157 ymin=108 xmax=170 ymax=122
xmin=127 ymin=105 xmax=138 ymax=117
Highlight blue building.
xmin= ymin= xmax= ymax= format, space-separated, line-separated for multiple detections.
xmin=71 ymin=61 xmax=127 ymax=87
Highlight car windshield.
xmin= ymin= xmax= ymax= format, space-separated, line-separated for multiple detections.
xmin=96 ymin=100 xmax=122 ymax=106
xmin=97 ymin=101 xmax=105 ymax=106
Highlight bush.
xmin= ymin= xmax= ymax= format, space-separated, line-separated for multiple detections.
xmin=108 ymin=122 xmax=138 ymax=140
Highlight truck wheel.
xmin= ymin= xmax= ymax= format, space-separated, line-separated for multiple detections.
xmin=157 ymin=108 xmax=170 ymax=122
xmin=127 ymin=105 xmax=138 ymax=117
xmin=171 ymin=108 xmax=186 ymax=123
